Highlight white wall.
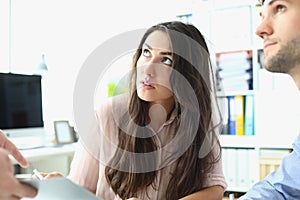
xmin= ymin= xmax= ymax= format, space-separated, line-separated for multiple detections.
xmin=1 ymin=0 xmax=203 ymax=136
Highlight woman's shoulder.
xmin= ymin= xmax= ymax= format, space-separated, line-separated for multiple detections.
xmin=94 ymin=93 xmax=130 ymax=145
xmin=95 ymin=93 xmax=129 ymax=119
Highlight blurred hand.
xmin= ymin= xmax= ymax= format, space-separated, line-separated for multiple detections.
xmin=127 ymin=198 xmax=139 ymax=200
xmin=0 ymin=148 xmax=37 ymax=200
xmin=0 ymin=130 xmax=28 ymax=168
xmin=33 ymin=172 xmax=64 ymax=180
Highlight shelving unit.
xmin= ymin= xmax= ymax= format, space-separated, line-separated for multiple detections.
xmin=189 ymin=0 xmax=299 ymax=194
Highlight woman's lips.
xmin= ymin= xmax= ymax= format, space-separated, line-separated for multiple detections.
xmin=141 ymin=81 xmax=155 ymax=89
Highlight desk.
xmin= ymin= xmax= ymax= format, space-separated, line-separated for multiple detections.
xmin=11 ymin=143 xmax=77 ymax=176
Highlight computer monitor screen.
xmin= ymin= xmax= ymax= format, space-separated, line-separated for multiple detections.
xmin=0 ymin=73 xmax=44 ymax=137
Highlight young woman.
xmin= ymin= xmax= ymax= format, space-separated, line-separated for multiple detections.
xmin=55 ymin=21 xmax=226 ymax=199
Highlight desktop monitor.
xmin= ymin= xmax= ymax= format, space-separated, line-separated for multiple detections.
xmin=0 ymin=73 xmax=45 ymax=142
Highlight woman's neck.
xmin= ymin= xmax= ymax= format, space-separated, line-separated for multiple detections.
xmin=148 ymin=98 xmax=175 ymax=132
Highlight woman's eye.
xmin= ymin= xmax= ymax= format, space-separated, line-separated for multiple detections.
xmin=162 ymin=57 xmax=173 ymax=66
xmin=142 ymin=49 xmax=151 ymax=57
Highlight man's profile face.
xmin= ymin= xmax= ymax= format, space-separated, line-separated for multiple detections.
xmin=255 ymin=0 xmax=300 ymax=74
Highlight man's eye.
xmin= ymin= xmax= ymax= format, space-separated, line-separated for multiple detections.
xmin=142 ymin=49 xmax=150 ymax=57
xmin=162 ymin=57 xmax=173 ymax=66
xmin=275 ymin=4 xmax=286 ymax=13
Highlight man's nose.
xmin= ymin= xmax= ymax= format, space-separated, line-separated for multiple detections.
xmin=255 ymin=16 xmax=273 ymax=39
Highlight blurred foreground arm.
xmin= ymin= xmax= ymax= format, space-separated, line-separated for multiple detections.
xmin=0 ymin=130 xmax=28 ymax=168
xmin=180 ymin=185 xmax=224 ymax=200
xmin=0 ymin=148 xmax=37 ymax=200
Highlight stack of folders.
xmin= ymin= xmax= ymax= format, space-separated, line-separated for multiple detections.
xmin=222 ymin=148 xmax=259 ymax=192
xmin=216 ymin=51 xmax=253 ymax=93
xmin=219 ymin=95 xmax=254 ymax=136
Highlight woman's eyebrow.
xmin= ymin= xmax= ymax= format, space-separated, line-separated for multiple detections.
xmin=144 ymin=43 xmax=172 ymax=56
xmin=144 ymin=43 xmax=153 ymax=50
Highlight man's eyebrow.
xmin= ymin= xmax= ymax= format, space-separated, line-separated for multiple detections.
xmin=258 ymin=0 xmax=285 ymax=17
xmin=268 ymin=0 xmax=276 ymax=6
xmin=267 ymin=0 xmax=286 ymax=6
xmin=144 ymin=43 xmax=172 ymax=56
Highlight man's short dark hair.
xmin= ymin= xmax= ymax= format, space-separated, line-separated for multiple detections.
xmin=256 ymin=0 xmax=264 ymax=7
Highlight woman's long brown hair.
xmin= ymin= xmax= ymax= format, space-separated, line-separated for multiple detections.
xmin=105 ymin=21 xmax=222 ymax=200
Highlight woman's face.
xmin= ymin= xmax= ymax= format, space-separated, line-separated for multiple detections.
xmin=136 ymin=30 xmax=174 ymax=105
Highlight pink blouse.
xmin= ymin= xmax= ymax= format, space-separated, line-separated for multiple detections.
xmin=68 ymin=94 xmax=227 ymax=199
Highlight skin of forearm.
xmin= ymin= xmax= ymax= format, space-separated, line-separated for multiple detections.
xmin=126 ymin=185 xmax=224 ymax=200
xmin=179 ymin=185 xmax=224 ymax=200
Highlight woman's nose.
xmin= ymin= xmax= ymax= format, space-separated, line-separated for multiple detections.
xmin=143 ymin=57 xmax=158 ymax=77
xmin=144 ymin=63 xmax=155 ymax=77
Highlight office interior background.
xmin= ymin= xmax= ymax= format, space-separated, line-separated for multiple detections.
xmin=1 ymin=0 xmax=300 ymax=198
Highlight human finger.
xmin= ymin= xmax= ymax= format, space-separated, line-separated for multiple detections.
xmin=14 ymin=182 xmax=37 ymax=199
xmin=7 ymin=143 xmax=28 ymax=168
xmin=0 ymin=131 xmax=28 ymax=168
xmin=9 ymin=195 xmax=22 ymax=200
xmin=44 ymin=172 xmax=63 ymax=179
